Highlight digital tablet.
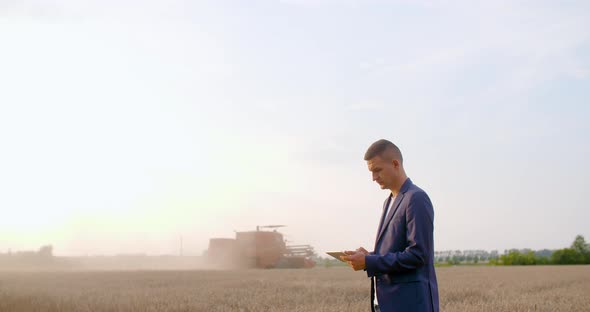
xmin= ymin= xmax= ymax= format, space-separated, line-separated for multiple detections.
xmin=326 ymin=251 xmax=348 ymax=262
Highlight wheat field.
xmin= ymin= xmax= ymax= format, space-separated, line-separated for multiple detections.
xmin=0 ymin=265 xmax=589 ymax=311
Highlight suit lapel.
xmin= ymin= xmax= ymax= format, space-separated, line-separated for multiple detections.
xmin=374 ymin=195 xmax=392 ymax=244
xmin=375 ymin=193 xmax=404 ymax=244
xmin=374 ymin=178 xmax=413 ymax=246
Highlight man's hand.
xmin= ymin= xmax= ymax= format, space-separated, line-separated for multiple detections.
xmin=355 ymin=247 xmax=369 ymax=255
xmin=341 ymin=247 xmax=368 ymax=271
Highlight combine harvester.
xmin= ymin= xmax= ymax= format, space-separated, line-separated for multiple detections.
xmin=207 ymin=225 xmax=316 ymax=269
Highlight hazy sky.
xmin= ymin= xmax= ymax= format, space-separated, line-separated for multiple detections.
xmin=1 ymin=0 xmax=589 ymax=256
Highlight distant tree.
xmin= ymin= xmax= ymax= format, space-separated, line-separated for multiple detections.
xmin=571 ymin=235 xmax=589 ymax=253
xmin=551 ymin=235 xmax=590 ymax=264
xmin=500 ymin=250 xmax=537 ymax=265
xmin=571 ymin=235 xmax=590 ymax=264
xmin=551 ymin=248 xmax=584 ymax=264
xmin=536 ymin=256 xmax=549 ymax=265
xmin=449 ymin=256 xmax=460 ymax=265
xmin=489 ymin=250 xmax=499 ymax=260
xmin=534 ymin=249 xmax=553 ymax=259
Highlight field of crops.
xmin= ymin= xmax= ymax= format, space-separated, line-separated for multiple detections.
xmin=0 ymin=265 xmax=589 ymax=311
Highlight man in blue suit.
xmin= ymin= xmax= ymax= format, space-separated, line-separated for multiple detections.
xmin=343 ymin=139 xmax=439 ymax=312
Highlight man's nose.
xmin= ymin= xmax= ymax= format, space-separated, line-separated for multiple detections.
xmin=372 ymin=173 xmax=378 ymax=181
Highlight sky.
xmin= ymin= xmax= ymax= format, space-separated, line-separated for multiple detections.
xmin=0 ymin=0 xmax=589 ymax=256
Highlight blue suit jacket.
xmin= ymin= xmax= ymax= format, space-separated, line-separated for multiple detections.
xmin=366 ymin=178 xmax=439 ymax=312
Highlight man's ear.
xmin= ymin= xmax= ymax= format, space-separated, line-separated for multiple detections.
xmin=392 ymin=159 xmax=401 ymax=168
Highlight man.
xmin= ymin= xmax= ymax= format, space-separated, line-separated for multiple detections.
xmin=342 ymin=139 xmax=439 ymax=312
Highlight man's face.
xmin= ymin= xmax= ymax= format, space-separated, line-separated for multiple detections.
xmin=367 ymin=155 xmax=397 ymax=190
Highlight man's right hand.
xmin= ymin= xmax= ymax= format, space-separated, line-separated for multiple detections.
xmin=341 ymin=250 xmax=367 ymax=271
xmin=343 ymin=247 xmax=368 ymax=257
xmin=355 ymin=247 xmax=369 ymax=255
xmin=341 ymin=247 xmax=370 ymax=267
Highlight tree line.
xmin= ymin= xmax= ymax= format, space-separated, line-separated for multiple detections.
xmin=491 ymin=235 xmax=590 ymax=265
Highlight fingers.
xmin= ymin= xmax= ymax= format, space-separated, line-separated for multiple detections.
xmin=340 ymin=255 xmax=353 ymax=261
xmin=342 ymin=250 xmax=359 ymax=261
xmin=339 ymin=255 xmax=353 ymax=267
xmin=356 ymin=247 xmax=369 ymax=255
xmin=342 ymin=250 xmax=366 ymax=270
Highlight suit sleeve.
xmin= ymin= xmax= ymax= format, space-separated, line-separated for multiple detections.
xmin=365 ymin=191 xmax=434 ymax=277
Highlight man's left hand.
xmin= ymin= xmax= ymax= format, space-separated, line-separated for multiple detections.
xmin=341 ymin=250 xmax=366 ymax=271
